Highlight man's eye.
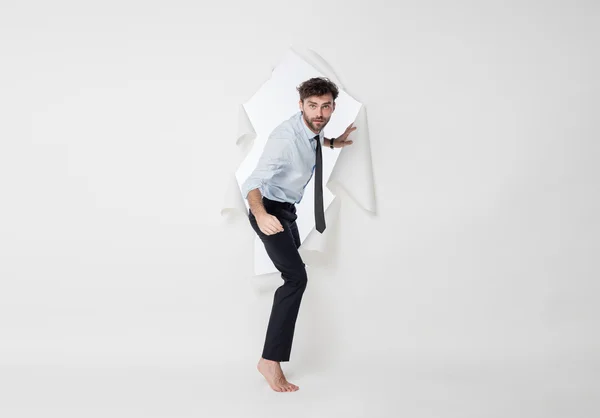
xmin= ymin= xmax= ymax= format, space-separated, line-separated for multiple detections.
xmin=323 ymin=105 xmax=329 ymax=109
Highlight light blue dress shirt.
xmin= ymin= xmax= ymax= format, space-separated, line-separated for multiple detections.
xmin=242 ymin=111 xmax=324 ymax=204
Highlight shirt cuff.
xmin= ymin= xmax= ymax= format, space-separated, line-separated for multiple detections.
xmin=242 ymin=179 xmax=263 ymax=200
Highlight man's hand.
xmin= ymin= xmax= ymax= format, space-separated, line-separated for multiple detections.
xmin=247 ymin=188 xmax=283 ymax=235
xmin=256 ymin=213 xmax=284 ymax=235
xmin=333 ymin=123 xmax=357 ymax=148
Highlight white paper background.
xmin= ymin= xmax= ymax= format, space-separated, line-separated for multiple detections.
xmin=0 ymin=1 xmax=599 ymax=417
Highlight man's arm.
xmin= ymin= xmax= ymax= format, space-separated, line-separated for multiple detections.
xmin=241 ymin=133 xmax=292 ymax=199
xmin=247 ymin=188 xmax=283 ymax=235
xmin=241 ymin=131 xmax=294 ymax=235
xmin=247 ymin=188 xmax=267 ymax=218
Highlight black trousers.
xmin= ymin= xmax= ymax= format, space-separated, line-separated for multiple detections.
xmin=248 ymin=197 xmax=308 ymax=362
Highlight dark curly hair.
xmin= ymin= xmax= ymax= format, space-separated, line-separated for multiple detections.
xmin=297 ymin=77 xmax=339 ymax=102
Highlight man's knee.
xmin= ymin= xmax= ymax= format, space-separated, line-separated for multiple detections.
xmin=283 ymin=264 xmax=307 ymax=288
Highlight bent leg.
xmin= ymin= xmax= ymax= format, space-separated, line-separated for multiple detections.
xmin=249 ymin=214 xmax=307 ymax=362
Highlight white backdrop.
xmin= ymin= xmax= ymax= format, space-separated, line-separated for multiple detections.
xmin=0 ymin=1 xmax=598 ymax=416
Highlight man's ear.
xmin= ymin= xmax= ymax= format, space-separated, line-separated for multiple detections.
xmin=298 ymin=99 xmax=303 ymax=111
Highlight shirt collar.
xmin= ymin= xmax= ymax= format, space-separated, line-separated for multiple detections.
xmin=297 ymin=111 xmax=324 ymax=143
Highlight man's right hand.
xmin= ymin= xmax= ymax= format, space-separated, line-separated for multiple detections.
xmin=256 ymin=213 xmax=284 ymax=235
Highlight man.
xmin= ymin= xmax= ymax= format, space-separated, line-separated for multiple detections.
xmin=241 ymin=77 xmax=356 ymax=392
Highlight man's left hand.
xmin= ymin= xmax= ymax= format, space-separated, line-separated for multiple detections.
xmin=332 ymin=123 xmax=357 ymax=148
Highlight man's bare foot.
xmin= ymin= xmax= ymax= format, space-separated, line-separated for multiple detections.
xmin=257 ymin=357 xmax=299 ymax=392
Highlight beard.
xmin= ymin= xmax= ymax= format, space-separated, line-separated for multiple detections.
xmin=303 ymin=113 xmax=329 ymax=133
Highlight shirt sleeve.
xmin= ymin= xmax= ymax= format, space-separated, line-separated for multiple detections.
xmin=241 ymin=133 xmax=294 ymax=199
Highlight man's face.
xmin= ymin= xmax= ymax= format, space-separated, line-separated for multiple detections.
xmin=299 ymin=93 xmax=335 ymax=133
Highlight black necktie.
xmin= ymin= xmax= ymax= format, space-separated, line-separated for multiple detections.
xmin=314 ymin=135 xmax=326 ymax=233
